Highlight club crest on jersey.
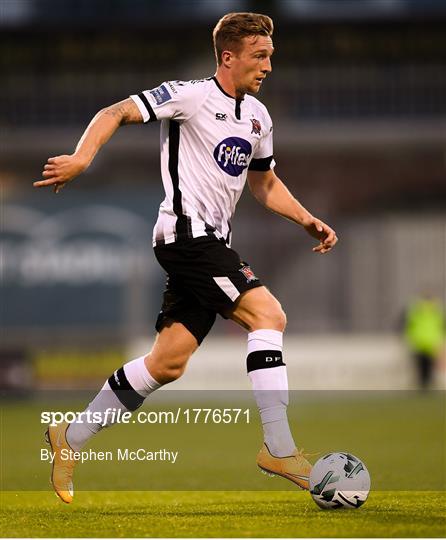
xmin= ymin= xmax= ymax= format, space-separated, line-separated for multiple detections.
xmin=213 ymin=137 xmax=252 ymax=177
xmin=250 ymin=118 xmax=261 ymax=135
xmin=239 ymin=264 xmax=258 ymax=283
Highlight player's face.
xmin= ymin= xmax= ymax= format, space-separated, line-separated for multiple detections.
xmin=232 ymin=35 xmax=274 ymax=95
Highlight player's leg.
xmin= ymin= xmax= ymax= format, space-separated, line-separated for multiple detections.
xmin=226 ymin=286 xmax=293 ymax=457
xmin=228 ymin=284 xmax=286 ymax=331
xmin=169 ymin=238 xmax=300 ymax=472
xmin=46 ymin=321 xmax=198 ymax=504
xmin=66 ymin=320 xmax=199 ymax=450
xmin=47 ymin=271 xmax=216 ymax=503
xmin=145 ymin=320 xmax=199 ymax=383
xmin=225 ymin=286 xmax=312 ymax=490
xmin=154 ymin=237 xmax=310 ymax=488
xmin=415 ymin=352 xmax=432 ymax=390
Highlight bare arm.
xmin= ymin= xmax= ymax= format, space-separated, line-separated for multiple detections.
xmin=247 ymin=168 xmax=338 ymax=253
xmin=33 ymin=98 xmax=143 ymax=193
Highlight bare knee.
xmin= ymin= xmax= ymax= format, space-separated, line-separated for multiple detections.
xmin=155 ymin=361 xmax=187 ymax=384
xmin=246 ymin=302 xmax=287 ymax=332
xmin=229 ymin=288 xmax=288 ymax=333
xmin=272 ymin=307 xmax=287 ymax=332
xmin=145 ymin=352 xmax=190 ymax=385
xmin=252 ymin=306 xmax=287 ymax=332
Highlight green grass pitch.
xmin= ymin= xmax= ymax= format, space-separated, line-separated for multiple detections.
xmin=1 ymin=490 xmax=445 ymax=537
xmin=1 ymin=392 xmax=445 ymax=537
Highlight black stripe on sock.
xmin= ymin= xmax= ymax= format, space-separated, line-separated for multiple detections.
xmin=108 ymin=367 xmax=145 ymax=411
xmin=138 ymin=92 xmax=157 ymax=122
xmin=247 ymin=350 xmax=285 ymax=373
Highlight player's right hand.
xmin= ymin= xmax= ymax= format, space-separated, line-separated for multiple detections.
xmin=33 ymin=154 xmax=88 ymax=194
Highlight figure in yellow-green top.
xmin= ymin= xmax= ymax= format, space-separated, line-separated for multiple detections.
xmin=404 ymin=294 xmax=445 ymax=389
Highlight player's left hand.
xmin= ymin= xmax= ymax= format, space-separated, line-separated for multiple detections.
xmin=303 ymin=217 xmax=338 ymax=254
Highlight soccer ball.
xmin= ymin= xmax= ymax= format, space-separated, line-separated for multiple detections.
xmin=309 ymin=452 xmax=370 ymax=509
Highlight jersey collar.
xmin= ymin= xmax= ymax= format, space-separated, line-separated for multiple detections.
xmin=212 ymin=76 xmax=244 ymax=120
xmin=212 ymin=76 xmax=236 ymax=99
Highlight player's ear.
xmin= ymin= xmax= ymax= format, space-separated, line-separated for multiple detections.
xmin=221 ymin=50 xmax=233 ymax=68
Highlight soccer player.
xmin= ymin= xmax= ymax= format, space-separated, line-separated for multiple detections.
xmin=34 ymin=12 xmax=338 ymax=503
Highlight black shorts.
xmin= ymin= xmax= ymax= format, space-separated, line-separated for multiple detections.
xmin=153 ymin=236 xmax=263 ymax=344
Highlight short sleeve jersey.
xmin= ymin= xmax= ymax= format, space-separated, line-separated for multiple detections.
xmin=130 ymin=77 xmax=275 ymax=247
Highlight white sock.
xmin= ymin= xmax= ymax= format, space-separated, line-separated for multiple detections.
xmin=247 ymin=329 xmax=296 ymax=457
xmin=123 ymin=356 xmax=161 ymax=397
xmin=66 ymin=356 xmax=161 ymax=451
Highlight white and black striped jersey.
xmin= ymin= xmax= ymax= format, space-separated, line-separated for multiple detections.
xmin=130 ymin=77 xmax=275 ymax=247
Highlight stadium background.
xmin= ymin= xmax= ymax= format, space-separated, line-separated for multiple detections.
xmin=1 ymin=1 xmax=445 ymax=537
xmin=2 ymin=0 xmax=445 ymax=391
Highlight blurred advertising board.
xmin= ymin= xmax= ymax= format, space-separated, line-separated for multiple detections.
xmin=1 ymin=190 xmax=163 ymax=347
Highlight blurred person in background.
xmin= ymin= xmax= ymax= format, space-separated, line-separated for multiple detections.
xmin=33 ymin=12 xmax=338 ymax=503
xmin=404 ymin=292 xmax=445 ymax=389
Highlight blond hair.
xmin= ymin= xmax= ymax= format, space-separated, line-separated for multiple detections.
xmin=213 ymin=12 xmax=274 ymax=66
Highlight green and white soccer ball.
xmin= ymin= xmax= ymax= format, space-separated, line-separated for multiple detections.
xmin=309 ymin=452 xmax=370 ymax=509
